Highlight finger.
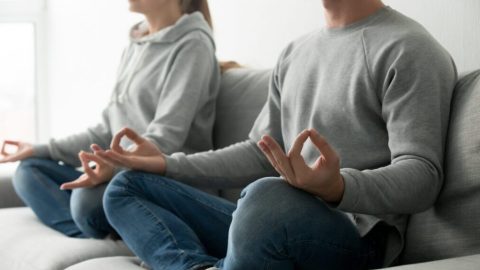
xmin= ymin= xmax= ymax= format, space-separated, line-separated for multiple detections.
xmin=257 ymin=141 xmax=286 ymax=178
xmin=4 ymin=140 xmax=20 ymax=146
xmin=96 ymin=151 xmax=124 ymax=167
xmin=288 ymin=130 xmax=312 ymax=175
xmin=0 ymin=157 xmax=12 ymax=163
xmin=262 ymin=135 xmax=296 ymax=182
xmin=110 ymin=129 xmax=127 ymax=154
xmin=81 ymin=151 xmax=107 ymax=166
xmin=79 ymin=152 xmax=96 ymax=177
xmin=1 ymin=141 xmax=19 ymax=155
xmin=111 ymin=128 xmax=146 ymax=154
xmin=0 ymin=155 xmax=17 ymax=163
xmin=90 ymin=144 xmax=104 ymax=152
xmin=0 ymin=142 xmax=7 ymax=156
xmin=309 ymin=129 xmax=339 ymax=165
xmin=100 ymin=150 xmax=132 ymax=168
xmin=60 ymin=177 xmax=92 ymax=190
xmin=123 ymin=128 xmax=146 ymax=145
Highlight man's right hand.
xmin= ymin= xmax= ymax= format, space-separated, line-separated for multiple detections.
xmin=96 ymin=127 xmax=166 ymax=175
xmin=0 ymin=141 xmax=34 ymax=163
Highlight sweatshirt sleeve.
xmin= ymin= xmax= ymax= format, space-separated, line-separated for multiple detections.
xmin=337 ymin=35 xmax=457 ymax=215
xmin=33 ymin=110 xmax=112 ymax=167
xmin=163 ymin=60 xmax=285 ymax=188
xmin=142 ymin=38 xmax=219 ymax=154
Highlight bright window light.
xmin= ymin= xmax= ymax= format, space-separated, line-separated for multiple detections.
xmin=0 ymin=23 xmax=36 ymax=143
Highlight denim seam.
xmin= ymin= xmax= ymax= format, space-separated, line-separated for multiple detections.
xmin=132 ymin=196 xmax=186 ymax=262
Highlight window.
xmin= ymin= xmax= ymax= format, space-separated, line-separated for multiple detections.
xmin=0 ymin=0 xmax=46 ymax=173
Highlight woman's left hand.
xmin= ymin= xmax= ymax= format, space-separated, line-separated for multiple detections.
xmin=60 ymin=146 xmax=114 ymax=190
xmin=257 ymin=129 xmax=345 ymax=203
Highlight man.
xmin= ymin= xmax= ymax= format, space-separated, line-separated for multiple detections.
xmin=77 ymin=0 xmax=457 ymax=269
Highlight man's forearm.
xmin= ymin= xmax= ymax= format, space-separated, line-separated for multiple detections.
xmin=165 ymin=139 xmax=277 ymax=188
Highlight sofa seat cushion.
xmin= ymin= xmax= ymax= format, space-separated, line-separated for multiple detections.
xmin=383 ymin=254 xmax=480 ymax=270
xmin=401 ymin=70 xmax=480 ymax=263
xmin=0 ymin=207 xmax=133 ymax=270
xmin=66 ymin=256 xmax=143 ymax=270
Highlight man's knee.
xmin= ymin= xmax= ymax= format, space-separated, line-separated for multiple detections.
xmin=231 ymin=178 xmax=299 ymax=240
xmin=232 ymin=177 xmax=341 ymax=242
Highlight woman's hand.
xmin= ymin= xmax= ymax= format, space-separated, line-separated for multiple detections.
xmin=257 ymin=129 xmax=345 ymax=203
xmin=0 ymin=141 xmax=34 ymax=163
xmin=60 ymin=147 xmax=114 ymax=190
xmin=96 ymin=127 xmax=166 ymax=175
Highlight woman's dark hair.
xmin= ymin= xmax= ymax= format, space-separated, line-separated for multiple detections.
xmin=181 ymin=0 xmax=212 ymax=28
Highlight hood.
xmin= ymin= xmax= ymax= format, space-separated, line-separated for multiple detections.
xmin=129 ymin=11 xmax=214 ymax=46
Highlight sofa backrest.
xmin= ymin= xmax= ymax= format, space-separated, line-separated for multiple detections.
xmin=401 ymin=70 xmax=480 ymax=264
xmin=213 ymin=68 xmax=271 ymax=202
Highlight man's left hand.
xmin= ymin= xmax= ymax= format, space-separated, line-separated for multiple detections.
xmin=257 ymin=129 xmax=345 ymax=203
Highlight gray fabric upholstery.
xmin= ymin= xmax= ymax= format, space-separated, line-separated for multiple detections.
xmin=0 ymin=172 xmax=24 ymax=208
xmin=384 ymin=254 xmax=480 ymax=270
xmin=401 ymin=70 xmax=480 ymax=263
xmin=0 ymin=208 xmax=133 ymax=270
xmin=66 ymin=256 xmax=143 ymax=270
xmin=213 ymin=68 xmax=271 ymax=149
xmin=214 ymin=68 xmax=271 ymax=202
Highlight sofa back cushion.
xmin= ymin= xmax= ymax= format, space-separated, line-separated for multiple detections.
xmin=213 ymin=68 xmax=271 ymax=202
xmin=401 ymin=70 xmax=480 ymax=263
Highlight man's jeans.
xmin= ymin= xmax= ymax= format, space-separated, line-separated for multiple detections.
xmin=104 ymin=171 xmax=387 ymax=270
xmin=12 ymin=158 xmax=112 ymax=238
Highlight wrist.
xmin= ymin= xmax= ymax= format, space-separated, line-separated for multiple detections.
xmin=323 ymin=173 xmax=345 ymax=203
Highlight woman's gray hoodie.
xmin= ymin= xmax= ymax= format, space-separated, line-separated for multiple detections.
xmin=34 ymin=12 xmax=220 ymax=167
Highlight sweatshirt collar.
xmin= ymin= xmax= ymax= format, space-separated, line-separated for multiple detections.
xmin=130 ymin=12 xmax=213 ymax=45
xmin=322 ymin=6 xmax=392 ymax=36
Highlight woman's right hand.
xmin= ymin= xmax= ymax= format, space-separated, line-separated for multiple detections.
xmin=0 ymin=141 xmax=34 ymax=163
xmin=95 ymin=128 xmax=166 ymax=175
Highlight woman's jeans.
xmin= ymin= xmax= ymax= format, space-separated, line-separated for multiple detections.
xmin=12 ymin=158 xmax=112 ymax=238
xmin=104 ymin=171 xmax=387 ymax=270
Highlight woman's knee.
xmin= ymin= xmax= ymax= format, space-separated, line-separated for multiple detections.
xmin=70 ymin=185 xmax=108 ymax=238
xmin=13 ymin=158 xmax=51 ymax=195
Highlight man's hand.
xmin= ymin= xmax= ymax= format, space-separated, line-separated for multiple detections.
xmin=0 ymin=141 xmax=34 ymax=163
xmin=60 ymin=149 xmax=114 ymax=190
xmin=96 ymin=127 xmax=166 ymax=175
xmin=257 ymin=129 xmax=345 ymax=203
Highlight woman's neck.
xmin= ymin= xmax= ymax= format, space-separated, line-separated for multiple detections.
xmin=145 ymin=9 xmax=183 ymax=35
xmin=323 ymin=0 xmax=385 ymax=28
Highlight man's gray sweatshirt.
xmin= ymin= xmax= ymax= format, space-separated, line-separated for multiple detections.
xmin=34 ymin=12 xmax=220 ymax=167
xmin=164 ymin=7 xmax=457 ymax=266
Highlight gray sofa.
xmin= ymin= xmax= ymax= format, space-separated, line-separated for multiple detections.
xmin=0 ymin=68 xmax=479 ymax=269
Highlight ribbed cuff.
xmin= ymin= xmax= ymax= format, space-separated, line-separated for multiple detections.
xmin=336 ymin=168 xmax=361 ymax=212
xmin=32 ymin=144 xmax=51 ymax=158
xmin=164 ymin=154 xmax=181 ymax=178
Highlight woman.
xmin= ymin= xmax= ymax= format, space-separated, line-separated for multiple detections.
xmin=0 ymin=0 xmax=220 ymax=239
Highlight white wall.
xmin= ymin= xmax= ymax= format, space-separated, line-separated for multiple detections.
xmin=44 ymin=0 xmax=480 ymax=140
xmin=45 ymin=0 xmax=141 ymax=139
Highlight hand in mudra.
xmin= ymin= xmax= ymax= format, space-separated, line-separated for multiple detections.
xmin=257 ymin=129 xmax=345 ymax=203
xmin=96 ymin=127 xmax=166 ymax=174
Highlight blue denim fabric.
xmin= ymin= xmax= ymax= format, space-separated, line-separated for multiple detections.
xmin=104 ymin=172 xmax=386 ymax=270
xmin=13 ymin=158 xmax=112 ymax=238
